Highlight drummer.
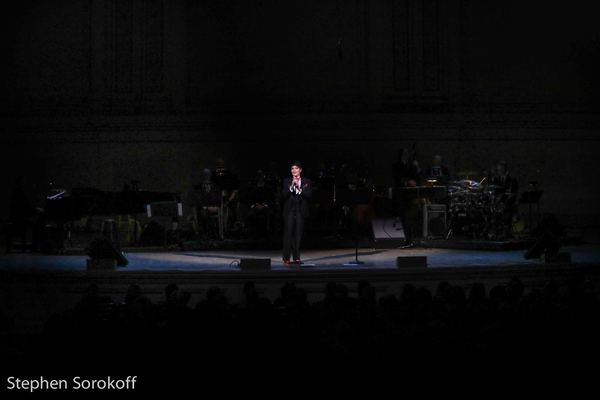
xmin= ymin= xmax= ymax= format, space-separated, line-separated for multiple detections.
xmin=491 ymin=160 xmax=518 ymax=195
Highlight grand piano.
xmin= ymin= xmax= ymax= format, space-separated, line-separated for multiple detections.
xmin=44 ymin=187 xmax=181 ymax=249
xmin=45 ymin=187 xmax=180 ymax=222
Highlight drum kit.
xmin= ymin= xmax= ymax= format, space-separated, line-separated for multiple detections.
xmin=446 ymin=171 xmax=515 ymax=240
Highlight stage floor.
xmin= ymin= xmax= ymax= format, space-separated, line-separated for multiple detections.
xmin=1 ymin=244 xmax=600 ymax=272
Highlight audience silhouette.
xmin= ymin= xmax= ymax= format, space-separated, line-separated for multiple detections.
xmin=3 ymin=275 xmax=598 ymax=391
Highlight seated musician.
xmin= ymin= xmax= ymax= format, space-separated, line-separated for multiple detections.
xmin=491 ymin=160 xmax=518 ymax=195
xmin=212 ymin=157 xmax=241 ymax=231
xmin=245 ymin=169 xmax=276 ymax=237
xmin=491 ymin=160 xmax=519 ymax=236
xmin=425 ymin=154 xmax=450 ymax=185
xmin=193 ymin=168 xmax=222 ymax=238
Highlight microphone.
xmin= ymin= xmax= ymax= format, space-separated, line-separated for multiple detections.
xmin=291 ymin=177 xmax=301 ymax=192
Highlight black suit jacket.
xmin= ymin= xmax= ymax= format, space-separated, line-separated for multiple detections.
xmin=281 ymin=177 xmax=312 ymax=218
xmin=492 ymin=173 xmax=518 ymax=194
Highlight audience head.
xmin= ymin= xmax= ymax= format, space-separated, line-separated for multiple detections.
xmin=125 ymin=284 xmax=142 ymax=304
xmin=468 ymin=282 xmax=487 ymax=302
xmin=165 ymin=283 xmax=179 ymax=303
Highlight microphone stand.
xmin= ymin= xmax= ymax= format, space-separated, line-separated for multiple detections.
xmin=345 ymin=201 xmax=366 ymax=266
xmin=219 ymin=190 xmax=225 ymax=240
xmin=346 ymin=236 xmax=364 ymax=266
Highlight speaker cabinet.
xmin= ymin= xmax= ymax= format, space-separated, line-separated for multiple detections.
xmin=545 ymin=252 xmax=571 ymax=264
xmin=423 ymin=204 xmax=447 ymax=239
xmin=86 ymin=236 xmax=128 ymax=267
xmin=371 ymin=217 xmax=406 ymax=248
xmin=396 ymin=256 xmax=427 ymax=268
xmin=240 ymin=258 xmax=272 ymax=271
xmin=86 ymin=258 xmax=117 ymax=271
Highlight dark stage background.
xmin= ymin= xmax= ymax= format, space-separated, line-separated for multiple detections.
xmin=1 ymin=0 xmax=599 ymax=229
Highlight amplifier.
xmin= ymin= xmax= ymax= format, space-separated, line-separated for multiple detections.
xmin=423 ymin=204 xmax=447 ymax=239
xmin=397 ymin=256 xmax=427 ymax=268
xmin=240 ymin=258 xmax=272 ymax=271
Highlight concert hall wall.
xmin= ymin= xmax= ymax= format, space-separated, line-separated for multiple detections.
xmin=1 ymin=0 xmax=599 ymax=228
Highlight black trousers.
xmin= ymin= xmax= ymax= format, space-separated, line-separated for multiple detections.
xmin=283 ymin=210 xmax=304 ymax=261
xmin=399 ymin=201 xmax=419 ymax=243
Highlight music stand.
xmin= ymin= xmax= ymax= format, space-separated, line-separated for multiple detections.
xmin=519 ymin=190 xmax=543 ymax=232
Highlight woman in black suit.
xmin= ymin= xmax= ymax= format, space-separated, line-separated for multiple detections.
xmin=281 ymin=161 xmax=312 ymax=265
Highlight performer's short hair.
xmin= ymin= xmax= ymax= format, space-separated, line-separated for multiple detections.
xmin=291 ymin=160 xmax=302 ymax=169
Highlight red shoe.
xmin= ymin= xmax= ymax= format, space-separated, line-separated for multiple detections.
xmin=283 ymin=259 xmax=291 ymax=266
xmin=293 ymin=259 xmax=303 ymax=265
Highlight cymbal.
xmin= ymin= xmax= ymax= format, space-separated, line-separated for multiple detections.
xmin=456 ymin=179 xmax=481 ymax=187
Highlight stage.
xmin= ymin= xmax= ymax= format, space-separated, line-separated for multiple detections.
xmin=2 ymin=245 xmax=600 ymax=272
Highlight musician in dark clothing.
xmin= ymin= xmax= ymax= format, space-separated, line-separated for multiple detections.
xmin=491 ymin=160 xmax=518 ymax=195
xmin=392 ymin=149 xmax=421 ymax=246
xmin=281 ymin=161 xmax=312 ymax=265
xmin=245 ymin=169 xmax=276 ymax=237
xmin=491 ymin=160 xmax=519 ymax=236
xmin=212 ymin=158 xmax=241 ymax=231
xmin=195 ymin=170 xmax=222 ymax=208
xmin=425 ymin=154 xmax=450 ymax=185
xmin=393 ymin=148 xmax=421 ymax=187
xmin=193 ymin=169 xmax=223 ymax=239
xmin=6 ymin=177 xmax=34 ymax=253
